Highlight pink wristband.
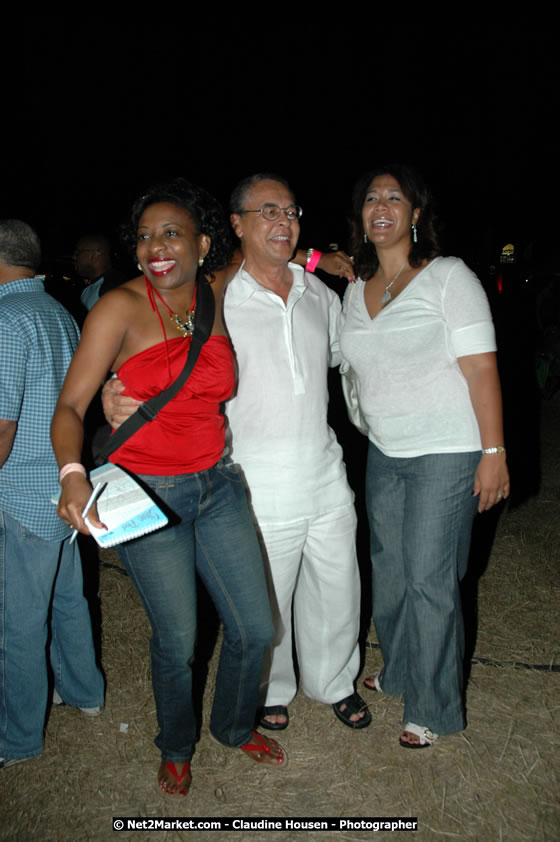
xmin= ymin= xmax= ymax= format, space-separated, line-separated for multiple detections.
xmin=59 ymin=463 xmax=86 ymax=483
xmin=305 ymin=249 xmax=322 ymax=273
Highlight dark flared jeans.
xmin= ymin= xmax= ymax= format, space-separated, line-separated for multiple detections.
xmin=117 ymin=459 xmax=273 ymax=762
xmin=366 ymin=443 xmax=480 ymax=735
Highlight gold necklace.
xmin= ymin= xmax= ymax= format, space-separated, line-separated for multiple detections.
xmin=168 ymin=307 xmax=195 ymax=337
xmin=147 ymin=280 xmax=197 ymax=337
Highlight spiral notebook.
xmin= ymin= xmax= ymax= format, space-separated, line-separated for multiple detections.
xmin=83 ymin=463 xmax=168 ymax=548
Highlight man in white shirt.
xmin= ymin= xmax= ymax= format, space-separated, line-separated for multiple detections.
xmin=226 ymin=175 xmax=368 ymax=730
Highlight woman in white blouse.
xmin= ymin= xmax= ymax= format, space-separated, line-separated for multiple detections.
xmin=339 ymin=165 xmax=510 ymax=748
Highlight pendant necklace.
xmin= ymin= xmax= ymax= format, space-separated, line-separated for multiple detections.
xmin=146 ymin=278 xmax=197 ymax=337
xmin=381 ymin=261 xmax=407 ymax=305
xmin=168 ymin=298 xmax=196 ymax=336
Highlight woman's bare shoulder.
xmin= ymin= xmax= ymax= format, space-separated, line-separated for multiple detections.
xmin=208 ymin=249 xmax=243 ymax=295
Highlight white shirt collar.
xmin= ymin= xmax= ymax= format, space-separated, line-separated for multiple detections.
xmin=226 ymin=260 xmax=319 ymax=309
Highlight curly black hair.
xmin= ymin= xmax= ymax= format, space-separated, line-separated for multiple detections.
xmin=350 ymin=164 xmax=440 ymax=280
xmin=123 ymin=178 xmax=233 ymax=276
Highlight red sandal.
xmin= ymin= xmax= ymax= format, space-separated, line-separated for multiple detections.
xmin=240 ymin=731 xmax=288 ymax=768
xmin=158 ymin=761 xmax=191 ymax=797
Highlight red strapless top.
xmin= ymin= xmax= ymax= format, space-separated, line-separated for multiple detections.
xmin=109 ymin=335 xmax=234 ymax=474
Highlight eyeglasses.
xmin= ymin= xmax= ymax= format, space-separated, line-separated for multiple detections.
xmin=238 ymin=203 xmax=303 ymax=222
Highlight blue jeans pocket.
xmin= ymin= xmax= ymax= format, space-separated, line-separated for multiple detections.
xmin=215 ymin=459 xmax=243 ymax=484
xmin=18 ymin=523 xmax=47 ymax=543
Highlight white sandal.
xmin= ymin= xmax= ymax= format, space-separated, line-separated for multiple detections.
xmin=363 ymin=673 xmax=383 ymax=693
xmin=399 ymin=722 xmax=439 ymax=749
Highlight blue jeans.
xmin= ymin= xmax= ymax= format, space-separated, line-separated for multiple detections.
xmin=0 ymin=510 xmax=104 ymax=761
xmin=366 ymin=443 xmax=480 ymax=735
xmin=116 ymin=459 xmax=273 ymax=763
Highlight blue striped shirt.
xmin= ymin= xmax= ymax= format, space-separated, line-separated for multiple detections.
xmin=0 ymin=277 xmax=79 ymax=540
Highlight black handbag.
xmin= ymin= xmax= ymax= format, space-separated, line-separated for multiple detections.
xmin=95 ymin=276 xmax=216 ymax=464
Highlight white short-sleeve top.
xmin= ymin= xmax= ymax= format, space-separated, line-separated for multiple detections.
xmin=339 ymin=257 xmax=497 ymax=457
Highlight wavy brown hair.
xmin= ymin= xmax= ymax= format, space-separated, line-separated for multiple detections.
xmin=351 ymin=164 xmax=440 ymax=280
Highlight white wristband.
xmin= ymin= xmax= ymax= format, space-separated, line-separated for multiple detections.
xmin=59 ymin=463 xmax=87 ymax=483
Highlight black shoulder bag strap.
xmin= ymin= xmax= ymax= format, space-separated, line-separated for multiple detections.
xmin=96 ymin=276 xmax=216 ymax=464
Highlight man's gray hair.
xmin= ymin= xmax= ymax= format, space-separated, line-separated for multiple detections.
xmin=229 ymin=173 xmax=293 ymax=214
xmin=0 ymin=219 xmax=41 ymax=272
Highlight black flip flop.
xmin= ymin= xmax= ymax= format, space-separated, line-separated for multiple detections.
xmin=332 ymin=693 xmax=372 ymax=729
xmin=259 ymin=705 xmax=289 ymax=731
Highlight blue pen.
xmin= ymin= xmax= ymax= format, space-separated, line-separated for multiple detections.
xmin=69 ymin=482 xmax=105 ymax=544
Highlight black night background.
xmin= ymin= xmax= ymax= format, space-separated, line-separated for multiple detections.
xmin=2 ymin=18 xmax=557 ymax=278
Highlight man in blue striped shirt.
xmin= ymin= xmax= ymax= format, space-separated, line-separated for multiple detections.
xmin=0 ymin=220 xmax=103 ymax=770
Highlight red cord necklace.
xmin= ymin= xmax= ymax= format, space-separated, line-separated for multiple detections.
xmin=145 ymin=277 xmax=197 ymax=338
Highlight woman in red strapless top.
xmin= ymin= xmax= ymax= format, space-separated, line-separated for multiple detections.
xmin=52 ymin=179 xmax=285 ymax=797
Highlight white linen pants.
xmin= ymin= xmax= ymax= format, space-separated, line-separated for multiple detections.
xmin=259 ymin=503 xmax=360 ymax=706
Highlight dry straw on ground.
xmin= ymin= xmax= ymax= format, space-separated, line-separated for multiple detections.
xmin=1 ymin=402 xmax=559 ymax=842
